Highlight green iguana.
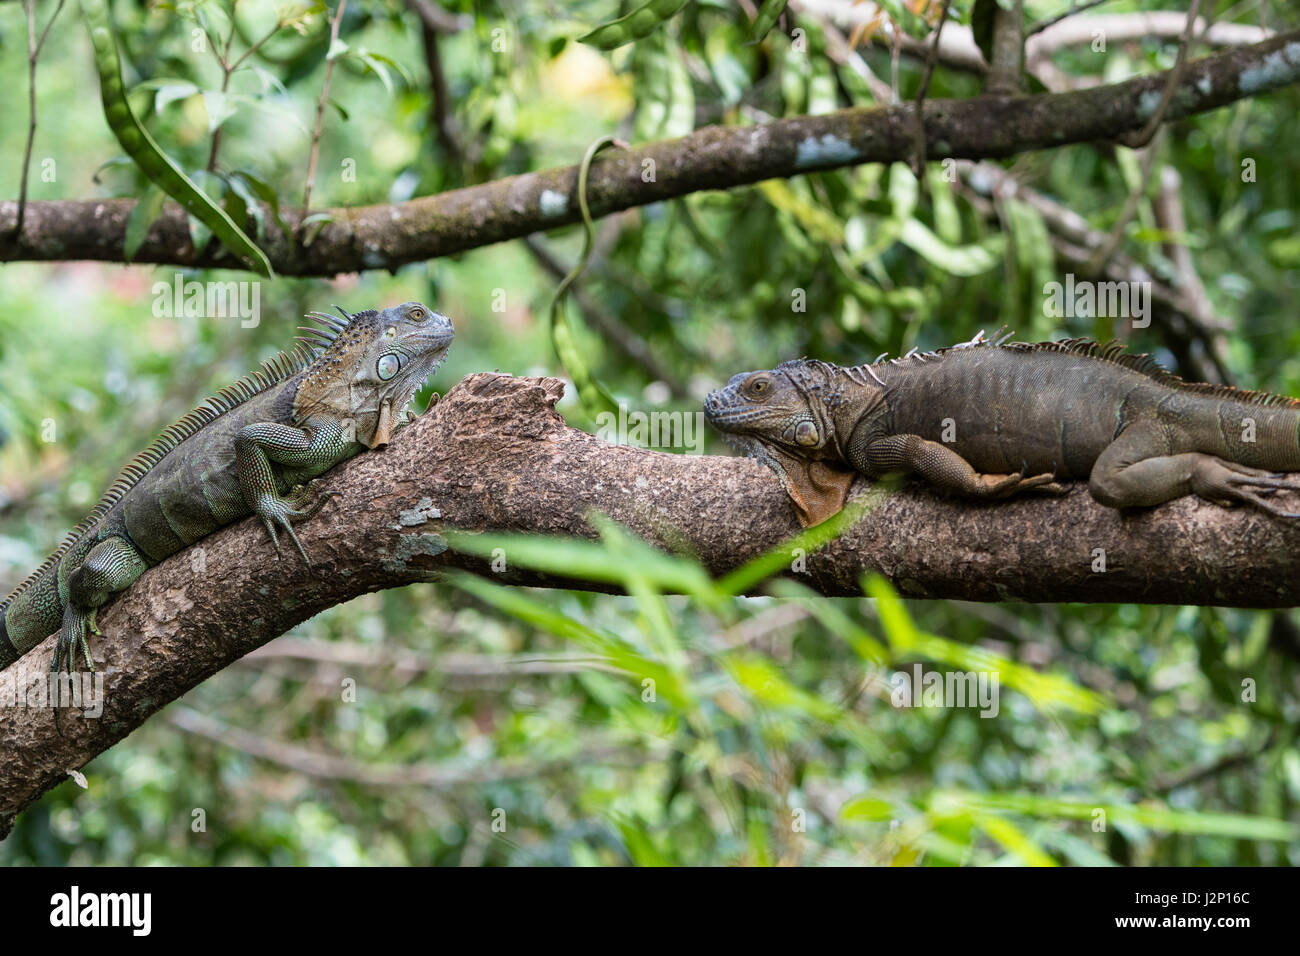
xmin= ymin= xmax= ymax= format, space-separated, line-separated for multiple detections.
xmin=703 ymin=331 xmax=1300 ymax=527
xmin=0 ymin=301 xmax=454 ymax=678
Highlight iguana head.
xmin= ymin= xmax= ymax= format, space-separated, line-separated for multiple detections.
xmin=704 ymin=360 xmax=872 ymax=526
xmin=295 ymin=301 xmax=455 ymax=448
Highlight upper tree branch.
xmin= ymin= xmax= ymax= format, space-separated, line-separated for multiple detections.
xmin=5 ymin=372 xmax=1300 ymax=833
xmin=2 ymin=31 xmax=1298 ymax=275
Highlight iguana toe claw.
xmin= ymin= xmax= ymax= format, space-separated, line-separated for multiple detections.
xmin=256 ymin=493 xmax=327 ymax=566
xmin=1190 ymin=459 xmax=1300 ymax=517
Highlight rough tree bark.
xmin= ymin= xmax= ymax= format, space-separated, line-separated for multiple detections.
xmin=2 ymin=30 xmax=1298 ymax=275
xmin=4 ymin=372 xmax=1300 ymax=835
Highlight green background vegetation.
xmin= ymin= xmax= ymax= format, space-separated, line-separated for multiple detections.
xmin=1 ymin=0 xmax=1298 ymax=865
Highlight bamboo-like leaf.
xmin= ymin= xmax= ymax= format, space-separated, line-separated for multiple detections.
xmin=79 ymin=0 xmax=274 ymax=276
xmin=579 ymin=0 xmax=691 ymax=51
xmin=122 ymin=184 xmax=166 ymax=261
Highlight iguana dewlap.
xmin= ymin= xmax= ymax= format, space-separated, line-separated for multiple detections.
xmin=0 ymin=302 xmax=454 ymax=678
xmin=704 ymin=333 xmax=1300 ymax=527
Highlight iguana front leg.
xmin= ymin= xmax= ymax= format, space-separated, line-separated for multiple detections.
xmin=851 ymin=433 xmax=1063 ymax=498
xmin=235 ymin=419 xmax=348 ymax=565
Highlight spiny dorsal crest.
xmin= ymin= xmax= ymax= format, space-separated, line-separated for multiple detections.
xmin=297 ymin=306 xmax=386 ymax=386
xmin=1020 ymin=337 xmax=1300 ymax=410
xmin=842 ymin=331 xmax=1300 ymax=411
xmin=777 ymin=359 xmax=884 ymax=401
xmin=1 ymin=341 xmax=317 ymax=614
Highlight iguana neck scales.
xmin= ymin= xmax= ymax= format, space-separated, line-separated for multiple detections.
xmin=0 ymin=301 xmax=454 ymax=678
xmin=704 ymin=332 xmax=1300 ymax=526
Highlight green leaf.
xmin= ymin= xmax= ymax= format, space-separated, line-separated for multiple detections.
xmin=578 ymin=0 xmax=690 ymax=51
xmin=143 ymin=80 xmax=200 ymax=114
xmin=231 ymin=170 xmax=286 ymax=237
xmin=728 ymin=655 xmax=840 ymax=722
xmin=300 ymin=211 xmax=334 ymax=245
xmin=840 ymin=795 xmax=898 ymax=822
xmin=444 ymin=571 xmax=693 ymax=709
xmin=940 ymin=790 xmax=1300 ymax=842
xmin=443 ymin=527 xmax=717 ymax=602
xmin=123 ymin=184 xmax=166 ymax=261
xmin=79 ymin=0 xmax=274 ymax=276
xmin=90 ymin=155 xmax=134 ymax=183
xmin=718 ymin=488 xmax=891 ymax=597
xmin=201 ymin=90 xmax=239 ymax=134
xmin=898 ymin=219 xmax=1005 ymax=276
xmin=750 ymin=0 xmax=788 ymax=43
xmin=757 ymin=180 xmax=844 ymax=244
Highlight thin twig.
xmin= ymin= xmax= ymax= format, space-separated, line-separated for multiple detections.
xmin=1151 ymin=731 xmax=1275 ymax=794
xmin=408 ymin=0 xmax=462 ymax=167
xmin=11 ymin=0 xmax=66 ymax=241
xmin=525 ymin=236 xmax=691 ymax=398
xmin=208 ymin=19 xmax=285 ymax=172
xmin=1120 ymin=0 xmax=1207 ymax=150
xmin=169 ymin=706 xmax=655 ymax=787
xmin=889 ymin=20 xmax=902 ymax=103
xmin=1026 ymin=0 xmax=1114 ymax=37
xmin=302 ymin=0 xmax=348 ymax=218
xmin=1086 ymin=0 xmax=1205 ymax=274
xmin=405 ymin=0 xmax=469 ymax=34
xmin=911 ymin=0 xmax=952 ymax=177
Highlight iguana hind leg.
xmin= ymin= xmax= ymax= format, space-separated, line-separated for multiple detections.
xmin=235 ymin=420 xmax=349 ymax=566
xmin=52 ymin=536 xmax=147 ymax=732
xmin=55 ymin=536 xmax=148 ymax=675
xmin=1090 ymin=425 xmax=1300 ymax=515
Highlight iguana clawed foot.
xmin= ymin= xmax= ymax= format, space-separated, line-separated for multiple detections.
xmin=976 ymin=467 xmax=1063 ymax=498
xmin=1190 ymin=459 xmax=1300 ymax=518
xmin=255 ymin=483 xmax=342 ymax=566
xmin=52 ymin=607 xmax=96 ymax=677
xmin=51 ymin=606 xmax=97 ymax=735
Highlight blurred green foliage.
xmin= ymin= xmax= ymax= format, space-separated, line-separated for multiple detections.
xmin=1 ymin=0 xmax=1299 ymax=865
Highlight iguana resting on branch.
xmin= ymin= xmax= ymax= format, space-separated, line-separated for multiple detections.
xmin=0 ymin=302 xmax=454 ymax=679
xmin=704 ymin=332 xmax=1300 ymax=527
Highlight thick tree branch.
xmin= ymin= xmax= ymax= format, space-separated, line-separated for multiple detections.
xmin=2 ymin=31 xmax=1298 ymax=275
xmin=5 ymin=372 xmax=1300 ymax=834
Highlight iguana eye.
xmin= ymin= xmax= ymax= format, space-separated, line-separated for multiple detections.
xmin=384 ymin=327 xmax=397 ymax=339
xmin=750 ymin=378 xmax=769 ymax=395
xmin=410 ymin=308 xmax=425 ymax=320
xmin=377 ymin=354 xmax=402 ymax=380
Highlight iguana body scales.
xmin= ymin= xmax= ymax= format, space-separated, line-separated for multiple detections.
xmin=704 ymin=333 xmax=1300 ymax=526
xmin=0 ymin=302 xmax=454 ymax=677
